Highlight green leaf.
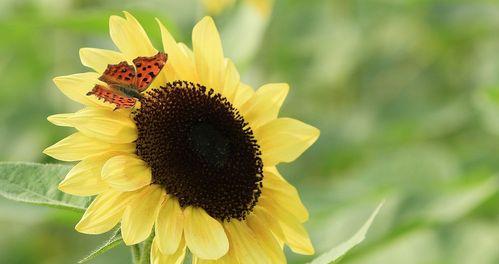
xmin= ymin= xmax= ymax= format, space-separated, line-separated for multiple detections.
xmin=309 ymin=202 xmax=384 ymax=264
xmin=426 ymin=176 xmax=498 ymax=222
xmin=79 ymin=228 xmax=123 ymax=263
xmin=0 ymin=162 xmax=91 ymax=212
xmin=474 ymin=85 xmax=499 ymax=135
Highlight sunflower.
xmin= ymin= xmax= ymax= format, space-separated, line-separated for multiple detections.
xmin=44 ymin=12 xmax=319 ymax=263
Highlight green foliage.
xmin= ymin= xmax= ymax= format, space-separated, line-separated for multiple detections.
xmin=310 ymin=202 xmax=383 ymax=264
xmin=78 ymin=228 xmax=123 ymax=263
xmin=0 ymin=162 xmax=90 ymax=212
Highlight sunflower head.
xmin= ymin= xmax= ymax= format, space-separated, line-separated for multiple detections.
xmin=45 ymin=12 xmax=319 ymax=263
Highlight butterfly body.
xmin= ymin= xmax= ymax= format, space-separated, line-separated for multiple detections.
xmin=112 ymin=84 xmax=143 ymax=99
xmin=87 ymin=52 xmax=168 ymax=109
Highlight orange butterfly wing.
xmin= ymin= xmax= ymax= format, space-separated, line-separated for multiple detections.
xmin=87 ymin=84 xmax=137 ymax=109
xmin=133 ymin=52 xmax=168 ymax=92
xmin=86 ymin=52 xmax=167 ymax=109
xmin=99 ymin=61 xmax=137 ymax=87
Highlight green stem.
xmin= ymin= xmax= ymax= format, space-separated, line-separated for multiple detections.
xmin=131 ymin=244 xmax=141 ymax=264
xmin=139 ymin=235 xmax=154 ymax=264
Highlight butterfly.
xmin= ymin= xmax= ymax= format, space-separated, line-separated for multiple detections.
xmin=87 ymin=52 xmax=168 ymax=110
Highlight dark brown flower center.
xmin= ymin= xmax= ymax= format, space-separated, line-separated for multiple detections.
xmin=134 ymin=81 xmax=263 ymax=221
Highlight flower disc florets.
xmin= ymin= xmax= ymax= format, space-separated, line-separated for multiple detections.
xmin=135 ymin=81 xmax=263 ymax=221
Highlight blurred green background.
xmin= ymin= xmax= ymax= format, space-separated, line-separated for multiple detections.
xmin=1 ymin=0 xmax=499 ymax=263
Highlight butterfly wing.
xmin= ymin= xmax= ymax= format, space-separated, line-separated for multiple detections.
xmin=87 ymin=84 xmax=137 ymax=109
xmin=99 ymin=61 xmax=137 ymax=87
xmin=133 ymin=52 xmax=168 ymax=92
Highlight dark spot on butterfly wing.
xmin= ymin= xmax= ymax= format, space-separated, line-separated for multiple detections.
xmin=99 ymin=61 xmax=136 ymax=87
xmin=132 ymin=52 xmax=168 ymax=92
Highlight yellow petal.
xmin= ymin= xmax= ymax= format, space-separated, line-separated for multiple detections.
xmin=177 ymin=43 xmax=195 ymax=61
xmin=58 ymin=153 xmax=113 ymax=196
xmin=192 ymin=236 xmax=238 ymax=264
xmin=53 ymin=72 xmax=112 ymax=108
xmin=101 ymin=154 xmax=152 ymax=192
xmin=246 ymin=212 xmax=285 ymax=264
xmin=157 ymin=19 xmax=197 ymax=82
xmin=263 ymin=168 xmax=308 ymax=222
xmin=74 ymin=108 xmax=136 ymax=144
xmin=192 ymin=17 xmax=225 ymax=91
xmin=122 ymin=185 xmax=165 ymax=245
xmin=149 ymin=60 xmax=169 ymax=90
xmin=79 ymin=48 xmax=126 ymax=73
xmin=75 ymin=190 xmax=134 ymax=234
xmin=151 ymin=237 xmax=187 ymax=264
xmin=241 ymin=83 xmax=289 ymax=129
xmin=255 ymin=118 xmax=319 ymax=166
xmin=193 ymin=248 xmax=237 ymax=264
xmin=109 ymin=12 xmax=156 ymax=61
xmin=43 ymin=132 xmax=135 ymax=162
xmin=184 ymin=206 xmax=228 ymax=260
xmin=252 ymin=205 xmax=285 ymax=244
xmin=47 ymin=113 xmax=73 ymax=127
xmin=221 ymin=59 xmax=240 ymax=103
xmin=259 ymin=197 xmax=314 ymax=255
xmin=264 ymin=166 xmax=283 ymax=179
xmin=49 ymin=108 xmax=137 ymax=144
xmin=155 ymin=197 xmax=184 ymax=255
xmin=224 ymin=220 xmax=269 ymax=264
xmin=232 ymin=83 xmax=255 ymax=109
xmin=159 ymin=62 xmax=178 ymax=84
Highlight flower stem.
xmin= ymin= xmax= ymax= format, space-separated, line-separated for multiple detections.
xmin=139 ymin=235 xmax=154 ymax=264
xmin=131 ymin=244 xmax=141 ymax=264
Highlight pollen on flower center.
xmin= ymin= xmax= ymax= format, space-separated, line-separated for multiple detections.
xmin=134 ymin=81 xmax=263 ymax=221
